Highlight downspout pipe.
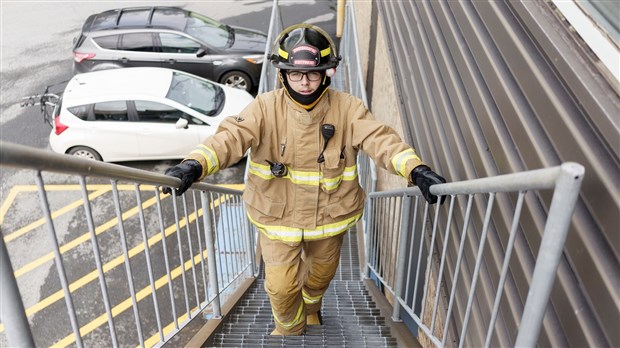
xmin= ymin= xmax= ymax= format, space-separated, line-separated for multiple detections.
xmin=336 ymin=0 xmax=345 ymax=38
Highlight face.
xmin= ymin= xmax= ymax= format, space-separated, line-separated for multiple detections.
xmin=285 ymin=70 xmax=323 ymax=95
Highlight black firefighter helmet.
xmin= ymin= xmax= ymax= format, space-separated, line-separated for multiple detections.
xmin=270 ymin=24 xmax=340 ymax=71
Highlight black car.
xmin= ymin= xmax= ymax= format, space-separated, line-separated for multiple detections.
xmin=73 ymin=6 xmax=267 ymax=92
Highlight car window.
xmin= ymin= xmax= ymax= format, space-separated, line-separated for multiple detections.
xmin=166 ymin=71 xmax=224 ymax=116
xmin=184 ymin=13 xmax=231 ymax=48
xmin=93 ymin=35 xmax=119 ymax=50
xmin=118 ymin=9 xmax=150 ymax=26
xmin=74 ymin=34 xmax=87 ymax=49
xmin=91 ymin=12 xmax=119 ymax=31
xmin=152 ymin=9 xmax=186 ymax=29
xmin=159 ymin=33 xmax=201 ymax=54
xmin=135 ymin=100 xmax=185 ymax=123
xmin=120 ymin=33 xmax=156 ymax=52
xmin=93 ymin=101 xmax=128 ymax=121
xmin=68 ymin=104 xmax=89 ymax=121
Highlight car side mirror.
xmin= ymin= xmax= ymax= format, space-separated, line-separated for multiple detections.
xmin=175 ymin=118 xmax=189 ymax=129
xmin=196 ymin=48 xmax=207 ymax=58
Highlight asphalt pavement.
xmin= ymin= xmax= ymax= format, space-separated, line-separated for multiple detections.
xmin=0 ymin=1 xmax=337 ymax=346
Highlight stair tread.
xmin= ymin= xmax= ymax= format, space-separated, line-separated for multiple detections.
xmin=206 ymin=230 xmax=399 ymax=347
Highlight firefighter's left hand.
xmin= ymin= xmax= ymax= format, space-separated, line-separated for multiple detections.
xmin=411 ymin=166 xmax=447 ymax=205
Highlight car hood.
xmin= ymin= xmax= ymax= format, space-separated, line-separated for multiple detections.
xmin=228 ymin=26 xmax=268 ymax=53
xmin=218 ymin=85 xmax=255 ymax=117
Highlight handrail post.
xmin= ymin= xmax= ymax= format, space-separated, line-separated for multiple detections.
xmin=391 ymin=193 xmax=413 ymax=321
xmin=364 ymin=194 xmax=375 ymax=279
xmin=515 ymin=163 xmax=584 ymax=347
xmin=201 ymin=191 xmax=222 ymax=319
xmin=0 ymin=235 xmax=35 ymax=347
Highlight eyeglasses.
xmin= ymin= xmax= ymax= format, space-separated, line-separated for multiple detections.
xmin=287 ymin=71 xmax=322 ymax=82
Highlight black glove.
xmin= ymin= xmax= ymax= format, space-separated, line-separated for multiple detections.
xmin=162 ymin=160 xmax=203 ymax=196
xmin=411 ymin=165 xmax=447 ymax=205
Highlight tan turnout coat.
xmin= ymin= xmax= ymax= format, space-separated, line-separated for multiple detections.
xmin=184 ymin=88 xmax=426 ymax=242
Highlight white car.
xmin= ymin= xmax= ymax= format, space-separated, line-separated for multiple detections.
xmin=49 ymin=67 xmax=254 ymax=162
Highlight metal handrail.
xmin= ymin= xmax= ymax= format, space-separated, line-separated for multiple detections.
xmin=0 ymin=141 xmax=239 ymax=194
xmin=257 ymin=0 xmax=282 ymax=95
xmin=0 ymin=141 xmax=256 ymax=347
xmin=365 ymin=162 xmax=584 ymax=347
xmin=340 ymin=1 xmax=378 ymax=230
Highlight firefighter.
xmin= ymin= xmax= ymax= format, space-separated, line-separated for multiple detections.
xmin=162 ymin=23 xmax=446 ymax=336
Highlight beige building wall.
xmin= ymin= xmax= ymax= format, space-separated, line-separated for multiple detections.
xmin=352 ymin=1 xmax=620 ymax=346
xmin=353 ymin=1 xmax=411 ymax=192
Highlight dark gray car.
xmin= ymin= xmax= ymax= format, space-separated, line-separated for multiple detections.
xmin=73 ymin=6 xmax=267 ymax=92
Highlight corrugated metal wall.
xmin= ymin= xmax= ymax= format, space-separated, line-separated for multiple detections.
xmin=371 ymin=1 xmax=619 ymax=347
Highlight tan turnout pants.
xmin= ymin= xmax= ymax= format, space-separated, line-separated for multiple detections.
xmin=260 ymin=232 xmax=345 ymax=335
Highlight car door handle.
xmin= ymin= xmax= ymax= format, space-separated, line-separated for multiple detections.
xmin=166 ymin=59 xmax=176 ymax=64
xmin=119 ymin=57 xmax=129 ymax=63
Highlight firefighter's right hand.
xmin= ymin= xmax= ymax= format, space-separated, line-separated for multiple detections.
xmin=162 ymin=160 xmax=202 ymax=196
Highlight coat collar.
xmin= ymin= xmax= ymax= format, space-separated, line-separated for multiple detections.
xmin=283 ymin=88 xmax=331 ymax=125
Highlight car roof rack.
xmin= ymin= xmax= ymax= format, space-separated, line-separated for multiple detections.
xmin=90 ymin=6 xmax=186 ymax=31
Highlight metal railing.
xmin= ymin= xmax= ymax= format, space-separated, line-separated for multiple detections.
xmin=340 ymin=1 xmax=378 ymax=224
xmin=0 ymin=141 xmax=257 ymax=348
xmin=364 ymin=162 xmax=584 ymax=347
xmin=257 ymin=0 xmax=283 ymax=95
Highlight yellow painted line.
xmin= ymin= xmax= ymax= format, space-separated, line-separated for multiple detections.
xmin=0 ymin=186 xmax=20 ymax=225
xmin=0 ymin=185 xmax=155 ymax=243
xmin=3 ymin=188 xmax=111 ymax=243
xmin=13 ymin=189 xmax=233 ymax=278
xmin=14 ymin=205 xmax=199 ymax=325
xmin=0 ymin=195 xmax=230 ymax=334
xmin=53 ymin=250 xmax=210 ymax=348
xmin=143 ymin=304 xmax=205 ymax=348
xmin=13 ymin=193 xmax=163 ymax=278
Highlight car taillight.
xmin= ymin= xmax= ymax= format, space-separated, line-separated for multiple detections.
xmin=54 ymin=116 xmax=69 ymax=135
xmin=73 ymin=52 xmax=95 ymax=63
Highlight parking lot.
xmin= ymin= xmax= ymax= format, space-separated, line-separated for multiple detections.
xmin=1 ymin=1 xmax=337 ymax=345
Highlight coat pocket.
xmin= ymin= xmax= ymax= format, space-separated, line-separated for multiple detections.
xmin=243 ymin=184 xmax=285 ymax=218
xmin=320 ymin=148 xmax=345 ymax=194
xmin=326 ymin=187 xmax=365 ymax=219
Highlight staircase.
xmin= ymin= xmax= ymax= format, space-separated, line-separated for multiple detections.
xmin=206 ymin=229 xmax=399 ymax=347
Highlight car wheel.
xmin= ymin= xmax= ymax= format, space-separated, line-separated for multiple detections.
xmin=68 ymin=146 xmax=102 ymax=161
xmin=220 ymin=71 xmax=252 ymax=92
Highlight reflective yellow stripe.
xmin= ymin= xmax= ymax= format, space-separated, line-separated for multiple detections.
xmin=302 ymin=289 xmax=322 ymax=304
xmin=321 ymin=176 xmax=342 ymax=192
xmin=248 ymin=161 xmax=272 ymax=180
xmin=249 ymin=160 xmax=357 ymax=192
xmin=248 ymin=212 xmax=361 ymax=242
xmin=301 ymin=214 xmax=361 ymax=239
xmin=248 ymin=161 xmax=322 ymax=184
xmin=272 ymin=301 xmax=304 ymax=329
xmin=342 ymin=166 xmax=358 ymax=181
xmin=321 ymin=165 xmax=357 ymax=192
xmin=320 ymin=47 xmax=331 ymax=57
xmin=190 ymin=144 xmax=220 ymax=175
xmin=391 ymin=149 xmax=420 ymax=177
xmin=279 ymin=47 xmax=289 ymax=59
xmin=290 ymin=170 xmax=320 ymax=186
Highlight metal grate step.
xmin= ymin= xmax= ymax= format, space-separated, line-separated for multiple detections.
xmin=207 ymin=229 xmax=398 ymax=347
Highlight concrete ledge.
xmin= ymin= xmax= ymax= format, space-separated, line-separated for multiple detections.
xmin=365 ymin=278 xmax=422 ymax=348
xmin=160 ymin=276 xmax=257 ymax=348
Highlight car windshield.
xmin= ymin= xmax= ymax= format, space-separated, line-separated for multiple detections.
xmin=166 ymin=72 xmax=225 ymax=116
xmin=184 ymin=12 xmax=232 ymax=49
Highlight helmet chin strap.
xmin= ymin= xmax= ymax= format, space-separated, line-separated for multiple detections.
xmin=280 ymin=71 xmax=331 ymax=110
